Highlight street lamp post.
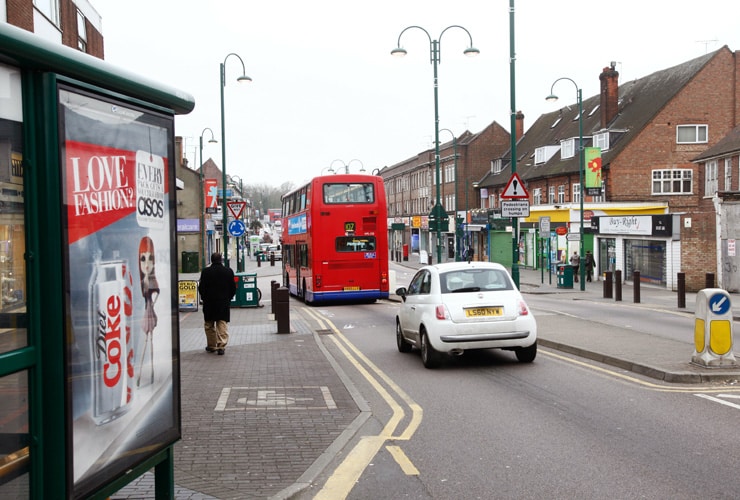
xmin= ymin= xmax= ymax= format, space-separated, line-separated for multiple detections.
xmin=328 ymin=159 xmax=366 ymax=174
xmin=546 ymin=77 xmax=585 ymax=291
xmin=220 ymin=52 xmax=252 ymax=269
xmin=199 ymin=128 xmax=218 ymax=269
xmin=391 ymin=25 xmax=479 ymax=264
xmin=439 ymin=128 xmax=458 ymax=260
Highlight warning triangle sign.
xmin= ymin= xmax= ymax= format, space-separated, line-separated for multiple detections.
xmin=501 ymin=173 xmax=529 ymax=199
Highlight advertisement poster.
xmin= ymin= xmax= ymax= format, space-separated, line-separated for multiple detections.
xmin=59 ymin=87 xmax=180 ymax=498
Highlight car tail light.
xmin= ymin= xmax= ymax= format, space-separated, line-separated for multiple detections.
xmin=435 ymin=304 xmax=449 ymax=320
xmin=518 ymin=299 xmax=530 ymax=316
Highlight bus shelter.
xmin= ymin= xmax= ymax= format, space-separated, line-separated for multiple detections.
xmin=0 ymin=22 xmax=194 ymax=499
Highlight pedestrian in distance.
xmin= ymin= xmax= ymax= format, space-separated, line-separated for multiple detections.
xmin=198 ymin=253 xmax=236 ymax=355
xmin=570 ymin=251 xmax=580 ymax=283
xmin=585 ymin=250 xmax=596 ymax=282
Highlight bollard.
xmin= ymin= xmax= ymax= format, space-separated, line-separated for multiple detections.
xmin=270 ymin=253 xmax=275 ymax=267
xmin=270 ymin=280 xmax=279 ymax=315
xmin=706 ymin=273 xmax=715 ymax=289
xmin=633 ymin=270 xmax=641 ymax=303
xmin=603 ymin=271 xmax=613 ymax=299
xmin=614 ymin=270 xmax=622 ymax=302
xmin=275 ymin=286 xmax=290 ymax=333
xmin=692 ymin=288 xmax=736 ymax=367
xmin=257 ymin=254 xmax=261 ymax=268
xmin=677 ymin=272 xmax=686 ymax=308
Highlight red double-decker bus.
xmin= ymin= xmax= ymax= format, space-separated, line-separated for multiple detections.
xmin=281 ymin=174 xmax=389 ymax=304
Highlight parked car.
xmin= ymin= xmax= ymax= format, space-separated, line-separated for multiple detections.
xmin=267 ymin=244 xmax=281 ymax=261
xmin=395 ymin=261 xmax=537 ymax=368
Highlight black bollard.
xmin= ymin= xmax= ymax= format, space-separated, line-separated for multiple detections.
xmin=270 ymin=253 xmax=275 ymax=267
xmin=270 ymin=280 xmax=279 ymax=315
xmin=275 ymin=287 xmax=290 ymax=333
xmin=633 ymin=270 xmax=640 ymax=303
xmin=614 ymin=270 xmax=622 ymax=302
xmin=604 ymin=271 xmax=613 ymax=299
xmin=706 ymin=273 xmax=715 ymax=289
xmin=677 ymin=272 xmax=686 ymax=308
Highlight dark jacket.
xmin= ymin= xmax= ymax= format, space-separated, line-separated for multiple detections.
xmin=198 ymin=263 xmax=236 ymax=322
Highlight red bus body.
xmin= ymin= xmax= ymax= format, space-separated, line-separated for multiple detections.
xmin=281 ymin=174 xmax=389 ymax=304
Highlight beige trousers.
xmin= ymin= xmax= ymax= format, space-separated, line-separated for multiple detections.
xmin=204 ymin=320 xmax=229 ymax=350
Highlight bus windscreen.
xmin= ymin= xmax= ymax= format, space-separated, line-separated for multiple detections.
xmin=323 ymin=183 xmax=375 ymax=204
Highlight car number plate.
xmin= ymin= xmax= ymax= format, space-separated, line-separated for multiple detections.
xmin=464 ymin=307 xmax=502 ymax=317
xmin=344 ymin=286 xmax=360 ymax=291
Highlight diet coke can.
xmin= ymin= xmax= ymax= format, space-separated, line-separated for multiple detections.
xmin=89 ymin=259 xmax=134 ymax=425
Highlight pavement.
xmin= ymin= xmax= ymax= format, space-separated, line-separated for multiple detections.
xmin=113 ymin=255 xmax=740 ymax=500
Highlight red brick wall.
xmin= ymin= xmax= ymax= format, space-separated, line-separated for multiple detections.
xmin=6 ymin=0 xmax=34 ymax=31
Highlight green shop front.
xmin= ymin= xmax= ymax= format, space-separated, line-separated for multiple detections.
xmin=0 ymin=23 xmax=194 ymax=499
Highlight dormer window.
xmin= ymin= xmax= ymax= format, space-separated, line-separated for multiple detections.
xmin=561 ymin=138 xmax=575 ymax=159
xmin=491 ymin=159 xmax=502 ymax=174
xmin=593 ymin=131 xmax=609 ymax=151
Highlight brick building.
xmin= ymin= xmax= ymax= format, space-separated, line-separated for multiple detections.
xmin=475 ymin=47 xmax=740 ymax=291
xmin=4 ymin=0 xmax=104 ymax=58
xmin=381 ymin=120 xmax=511 ymax=262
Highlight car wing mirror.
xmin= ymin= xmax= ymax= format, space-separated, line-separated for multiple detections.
xmin=395 ymin=287 xmax=407 ymax=301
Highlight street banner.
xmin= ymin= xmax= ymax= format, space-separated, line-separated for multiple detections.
xmin=585 ymin=147 xmax=602 ymax=195
xmin=59 ymin=86 xmax=180 ymax=499
xmin=205 ymin=178 xmax=218 ymax=213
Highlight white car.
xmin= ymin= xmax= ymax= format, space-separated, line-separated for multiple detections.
xmin=395 ymin=261 xmax=537 ymax=368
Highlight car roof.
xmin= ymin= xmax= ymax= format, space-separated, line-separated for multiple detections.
xmin=421 ymin=261 xmax=508 ymax=273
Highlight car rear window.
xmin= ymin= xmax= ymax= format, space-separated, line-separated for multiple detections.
xmin=440 ymin=268 xmax=513 ymax=293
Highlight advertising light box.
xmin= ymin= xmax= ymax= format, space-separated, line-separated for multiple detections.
xmin=58 ymin=86 xmax=181 ymax=499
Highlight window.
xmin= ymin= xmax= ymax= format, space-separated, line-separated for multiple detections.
xmin=34 ymin=0 xmax=60 ymax=25
xmin=533 ymin=188 xmax=542 ymax=205
xmin=676 ymin=125 xmax=708 ymax=144
xmin=724 ymin=158 xmax=732 ymax=191
xmin=705 ymin=160 xmax=718 ymax=196
xmin=652 ymin=169 xmax=693 ymax=194
xmin=593 ymin=131 xmax=609 ymax=151
xmin=558 ymin=185 xmax=565 ymax=203
xmin=588 ymin=105 xmax=600 ymax=117
xmin=323 ymin=183 xmax=374 ymax=204
xmin=551 ymin=117 xmax=561 ymax=128
xmin=548 ymin=186 xmax=555 ymax=204
xmin=76 ymin=10 xmax=87 ymax=52
xmin=561 ymin=138 xmax=575 ymax=159
xmin=491 ymin=159 xmax=502 ymax=174
xmin=573 ymin=183 xmax=581 ymax=203
xmin=445 ymin=164 xmax=455 ymax=183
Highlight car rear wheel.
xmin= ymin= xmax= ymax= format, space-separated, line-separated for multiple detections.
xmin=515 ymin=341 xmax=537 ymax=363
xmin=396 ymin=320 xmax=412 ymax=353
xmin=420 ymin=329 xmax=441 ymax=369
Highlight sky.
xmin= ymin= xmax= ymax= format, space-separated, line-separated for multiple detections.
xmin=93 ymin=0 xmax=740 ymax=188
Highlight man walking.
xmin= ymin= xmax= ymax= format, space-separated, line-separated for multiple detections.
xmin=198 ymin=253 xmax=236 ymax=355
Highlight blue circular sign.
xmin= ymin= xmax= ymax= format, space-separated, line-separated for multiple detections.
xmin=228 ymin=219 xmax=246 ymax=237
xmin=709 ymin=292 xmax=731 ymax=315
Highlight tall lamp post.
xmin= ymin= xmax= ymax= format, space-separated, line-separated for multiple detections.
xmin=328 ymin=158 xmax=366 ymax=174
xmin=199 ymin=127 xmax=218 ymax=269
xmin=546 ymin=77 xmax=585 ymax=291
xmin=391 ymin=25 xmax=479 ymax=264
xmin=439 ymin=128 xmax=459 ymax=260
xmin=220 ymin=52 xmax=252 ymax=268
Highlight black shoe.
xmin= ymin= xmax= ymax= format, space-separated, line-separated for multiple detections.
xmin=217 ymin=349 xmax=225 ymax=355
xmin=205 ymin=347 xmax=216 ymax=353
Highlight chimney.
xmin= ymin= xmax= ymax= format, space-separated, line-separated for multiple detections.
xmin=515 ymin=110 xmax=524 ymax=141
xmin=599 ymin=62 xmax=619 ymax=128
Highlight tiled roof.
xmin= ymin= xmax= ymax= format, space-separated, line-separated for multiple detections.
xmin=479 ymin=48 xmax=722 ymax=188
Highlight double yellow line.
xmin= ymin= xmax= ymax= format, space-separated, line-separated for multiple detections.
xmin=301 ymin=307 xmax=423 ymax=499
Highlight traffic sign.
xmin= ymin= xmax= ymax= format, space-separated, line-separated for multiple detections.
xmin=710 ymin=292 xmax=731 ymax=315
xmin=501 ymin=173 xmax=529 ymax=199
xmin=501 ymin=200 xmax=530 ymax=217
xmin=227 ymin=201 xmax=247 ymax=219
xmin=228 ymin=219 xmax=246 ymax=237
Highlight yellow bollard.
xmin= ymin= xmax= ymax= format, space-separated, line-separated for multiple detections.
xmin=692 ymin=288 xmax=737 ymax=367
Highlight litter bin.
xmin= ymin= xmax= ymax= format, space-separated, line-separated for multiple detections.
xmin=231 ymin=272 xmax=261 ymax=307
xmin=557 ymin=264 xmax=573 ymax=289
